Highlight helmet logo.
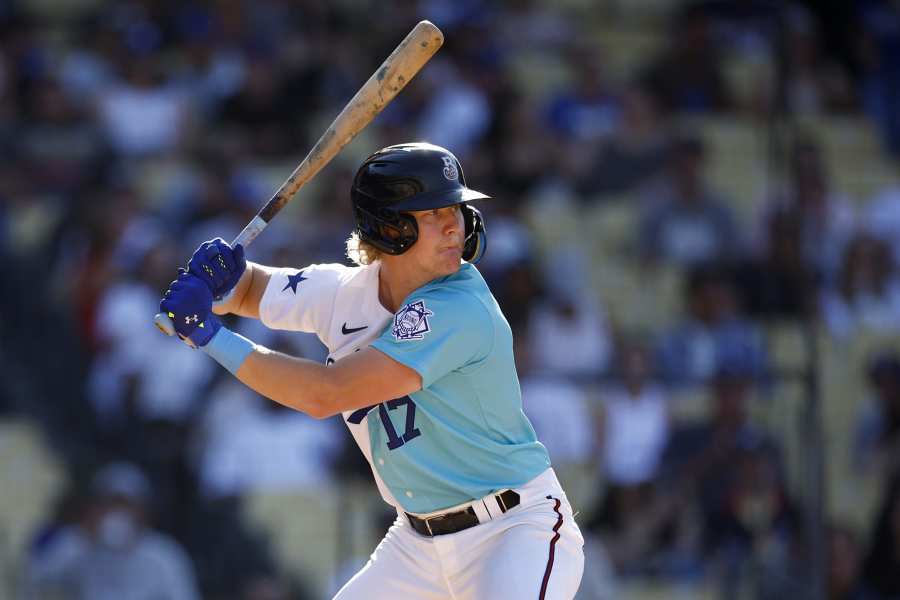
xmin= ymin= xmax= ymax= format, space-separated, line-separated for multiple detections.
xmin=441 ymin=156 xmax=458 ymax=181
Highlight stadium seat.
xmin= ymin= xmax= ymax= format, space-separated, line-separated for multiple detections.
xmin=0 ymin=419 xmax=68 ymax=595
xmin=677 ymin=115 xmax=768 ymax=221
xmin=241 ymin=482 xmax=388 ymax=598
xmin=589 ymin=258 xmax=683 ymax=333
xmin=795 ymin=116 xmax=898 ymax=201
xmin=818 ymin=330 xmax=899 ymax=529
xmin=594 ymin=28 xmax=667 ymax=83
xmin=506 ymin=51 xmax=574 ymax=100
xmin=582 ymin=195 xmax=640 ymax=259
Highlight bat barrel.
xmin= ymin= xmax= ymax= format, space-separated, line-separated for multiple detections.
xmin=153 ymin=20 xmax=443 ymax=337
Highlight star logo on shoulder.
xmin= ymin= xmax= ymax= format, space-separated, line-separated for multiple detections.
xmin=391 ymin=300 xmax=434 ymax=341
xmin=282 ymin=270 xmax=308 ymax=294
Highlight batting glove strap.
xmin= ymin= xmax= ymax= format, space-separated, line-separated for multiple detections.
xmin=201 ymin=326 xmax=256 ymax=375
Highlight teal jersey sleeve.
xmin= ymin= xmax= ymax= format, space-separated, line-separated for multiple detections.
xmin=372 ymin=287 xmax=493 ymax=388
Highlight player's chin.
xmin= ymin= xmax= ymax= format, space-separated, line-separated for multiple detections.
xmin=436 ymin=249 xmax=463 ymax=273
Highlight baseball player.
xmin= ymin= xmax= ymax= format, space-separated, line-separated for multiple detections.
xmin=160 ymin=142 xmax=585 ymax=599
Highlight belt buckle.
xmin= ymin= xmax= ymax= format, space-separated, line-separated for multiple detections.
xmin=420 ymin=512 xmax=449 ymax=537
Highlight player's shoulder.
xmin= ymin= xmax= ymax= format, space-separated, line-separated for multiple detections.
xmin=274 ymin=261 xmax=375 ymax=290
xmin=404 ymin=264 xmax=493 ymax=322
xmin=303 ymin=261 xmax=371 ymax=282
xmin=412 ymin=264 xmax=482 ymax=301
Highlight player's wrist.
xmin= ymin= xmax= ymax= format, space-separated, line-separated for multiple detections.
xmin=183 ymin=314 xmax=222 ymax=348
xmin=201 ymin=326 xmax=256 ymax=375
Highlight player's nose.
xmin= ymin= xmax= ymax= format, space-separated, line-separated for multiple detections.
xmin=441 ymin=207 xmax=462 ymax=234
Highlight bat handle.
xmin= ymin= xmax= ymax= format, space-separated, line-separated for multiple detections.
xmin=154 ymin=219 xmax=263 ymax=337
xmin=154 ymin=281 xmax=236 ymax=337
xmin=154 ymin=311 xmax=176 ymax=336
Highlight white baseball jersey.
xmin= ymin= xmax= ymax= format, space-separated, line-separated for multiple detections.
xmin=259 ymin=261 xmax=402 ymax=508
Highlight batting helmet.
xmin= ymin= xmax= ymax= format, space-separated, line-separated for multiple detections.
xmin=351 ymin=142 xmax=489 ymax=263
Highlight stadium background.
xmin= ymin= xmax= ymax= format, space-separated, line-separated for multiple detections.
xmin=3 ymin=0 xmax=900 ymax=598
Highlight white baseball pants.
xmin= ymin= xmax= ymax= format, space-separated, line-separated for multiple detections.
xmin=334 ymin=468 xmax=584 ymax=600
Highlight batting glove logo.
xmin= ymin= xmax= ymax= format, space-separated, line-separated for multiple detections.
xmin=392 ymin=300 xmax=434 ymax=341
xmin=441 ymin=156 xmax=458 ymax=181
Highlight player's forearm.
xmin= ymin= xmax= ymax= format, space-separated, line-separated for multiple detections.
xmin=233 ymin=347 xmax=341 ymax=418
xmin=213 ymin=262 xmax=272 ymax=319
xmin=201 ymin=328 xmax=421 ymax=418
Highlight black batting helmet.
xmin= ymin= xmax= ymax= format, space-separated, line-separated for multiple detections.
xmin=351 ymin=142 xmax=489 ymax=263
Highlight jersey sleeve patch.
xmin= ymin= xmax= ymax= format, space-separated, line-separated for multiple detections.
xmin=391 ymin=300 xmax=434 ymax=341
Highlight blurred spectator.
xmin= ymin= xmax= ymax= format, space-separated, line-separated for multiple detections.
xmin=861 ymin=469 xmax=900 ymax=597
xmin=178 ymin=493 xmax=303 ymax=600
xmin=495 ymin=0 xmax=573 ymax=49
xmin=640 ymin=4 xmax=732 ymax=113
xmin=782 ymin=5 xmax=857 ymax=115
xmin=492 ymin=92 xmax=553 ymax=196
xmin=473 ymin=203 xmax=533 ymax=284
xmin=733 ymin=208 xmax=820 ymax=319
xmin=196 ymin=379 xmax=343 ymax=500
xmin=577 ymin=85 xmax=670 ymax=197
xmin=57 ymin=23 xmax=119 ymax=106
xmin=660 ymin=363 xmax=788 ymax=585
xmin=544 ymin=44 xmax=619 ymax=143
xmin=96 ymin=55 xmax=191 ymax=156
xmin=18 ymin=77 xmax=107 ymax=195
xmin=863 ymin=176 xmax=900 ymax=266
xmin=638 ymin=135 xmax=741 ymax=268
xmin=657 ymin=264 xmax=768 ymax=386
xmin=416 ymin=58 xmax=492 ymax=157
xmin=87 ymin=221 xmax=216 ymax=434
xmin=755 ymin=136 xmax=856 ymax=283
xmin=820 ymin=233 xmax=900 ymax=338
xmin=178 ymin=162 xmax=260 ymax=254
xmin=827 ymin=523 xmax=868 ymax=600
xmin=216 ymin=55 xmax=298 ymax=158
xmin=491 ymin=258 xmax=544 ymax=334
xmin=854 ymin=352 xmax=900 ymax=477
xmin=519 ymin=361 xmax=595 ymax=470
xmin=57 ymin=185 xmax=141 ymax=349
xmin=22 ymin=462 xmax=200 ymax=600
xmin=856 ymin=0 xmax=900 ymax=155
xmin=587 ymin=342 xmax=672 ymax=575
xmin=527 ymin=283 xmax=613 ymax=380
xmin=709 ymin=442 xmax=799 ymax=598
xmin=169 ymin=16 xmax=247 ymax=113
xmin=598 ymin=342 xmax=670 ymax=489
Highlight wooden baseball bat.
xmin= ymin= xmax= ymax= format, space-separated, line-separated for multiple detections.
xmin=155 ymin=20 xmax=444 ymax=335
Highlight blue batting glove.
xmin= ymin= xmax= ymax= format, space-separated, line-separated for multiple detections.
xmin=188 ymin=238 xmax=246 ymax=299
xmin=159 ymin=271 xmax=222 ymax=348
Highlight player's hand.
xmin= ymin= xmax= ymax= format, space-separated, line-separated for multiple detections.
xmin=159 ymin=270 xmax=222 ymax=348
xmin=188 ymin=238 xmax=246 ymax=299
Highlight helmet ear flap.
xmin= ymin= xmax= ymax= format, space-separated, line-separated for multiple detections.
xmin=461 ymin=204 xmax=487 ymax=264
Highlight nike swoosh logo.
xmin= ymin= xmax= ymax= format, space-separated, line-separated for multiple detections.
xmin=342 ymin=323 xmax=368 ymax=335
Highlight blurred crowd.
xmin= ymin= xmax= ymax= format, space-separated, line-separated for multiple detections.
xmin=4 ymin=0 xmax=900 ymax=598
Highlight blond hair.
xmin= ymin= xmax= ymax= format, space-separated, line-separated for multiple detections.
xmin=345 ymin=231 xmax=382 ymax=266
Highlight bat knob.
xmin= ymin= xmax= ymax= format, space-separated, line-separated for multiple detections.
xmin=154 ymin=312 xmax=176 ymax=336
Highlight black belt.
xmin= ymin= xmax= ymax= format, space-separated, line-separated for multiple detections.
xmin=405 ymin=490 xmax=521 ymax=537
